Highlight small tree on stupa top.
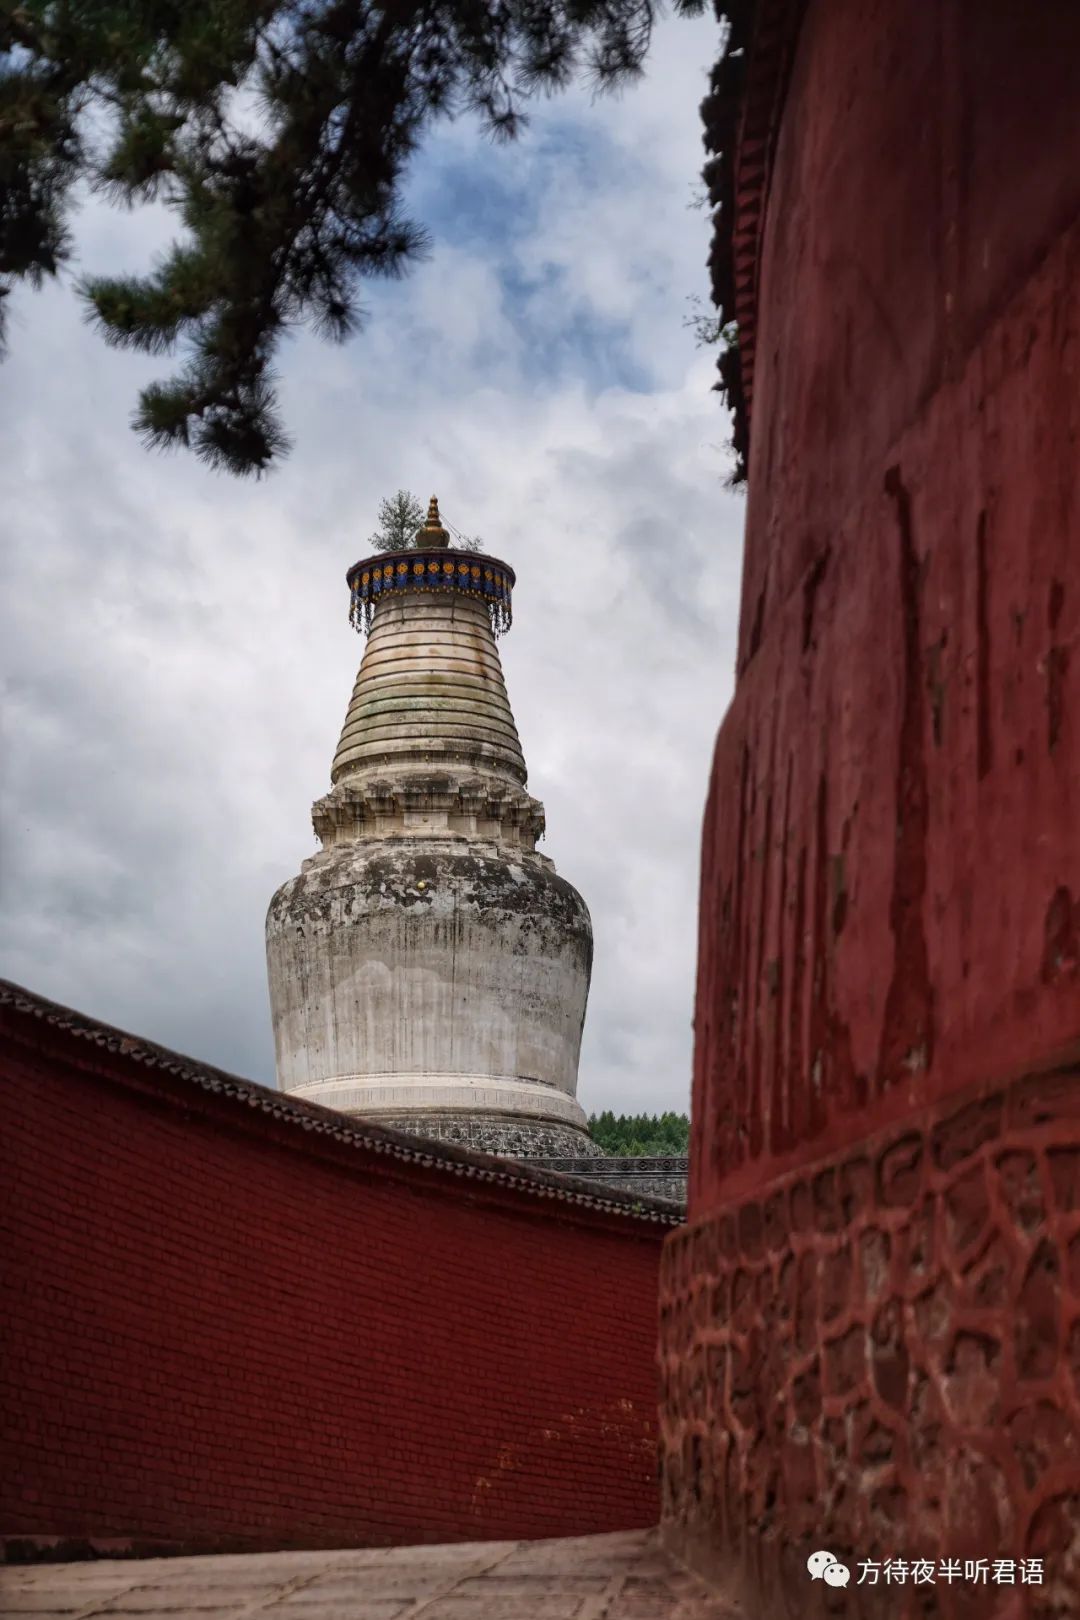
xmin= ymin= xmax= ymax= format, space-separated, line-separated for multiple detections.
xmin=367 ymin=492 xmax=426 ymax=552
xmin=367 ymin=491 xmax=484 ymax=552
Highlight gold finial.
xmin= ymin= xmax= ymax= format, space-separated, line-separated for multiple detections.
xmin=418 ymin=494 xmax=450 ymax=548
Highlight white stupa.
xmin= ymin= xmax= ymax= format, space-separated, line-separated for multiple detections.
xmin=265 ymin=497 xmax=598 ymax=1158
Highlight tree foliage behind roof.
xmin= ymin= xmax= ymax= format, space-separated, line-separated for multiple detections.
xmin=2 ymin=0 xmax=704 ymax=477
xmin=588 ymin=1110 xmax=690 ymax=1157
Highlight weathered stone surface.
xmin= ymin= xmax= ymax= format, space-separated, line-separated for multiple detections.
xmin=0 ymin=1531 xmax=742 ymax=1619
xmin=333 ymin=593 xmax=528 ymax=786
xmin=267 ymin=839 xmax=593 ymax=1132
xmin=383 ymin=1118 xmax=604 ymax=1160
xmin=659 ymin=1070 xmax=1080 ymax=1619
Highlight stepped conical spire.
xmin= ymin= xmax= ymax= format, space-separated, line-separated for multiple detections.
xmin=332 ymin=582 xmax=527 ymax=786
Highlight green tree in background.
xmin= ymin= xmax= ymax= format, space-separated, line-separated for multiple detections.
xmin=2 ymin=0 xmax=704 ymax=476
xmin=588 ymin=1110 xmax=690 ymax=1157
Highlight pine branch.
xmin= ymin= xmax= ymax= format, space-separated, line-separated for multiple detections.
xmin=3 ymin=0 xmax=704 ymax=473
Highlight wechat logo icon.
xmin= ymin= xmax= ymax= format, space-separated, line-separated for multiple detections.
xmin=807 ymin=1550 xmax=851 ymax=1587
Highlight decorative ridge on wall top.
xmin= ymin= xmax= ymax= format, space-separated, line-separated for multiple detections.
xmin=0 ymin=979 xmax=683 ymax=1227
xmin=704 ymin=0 xmax=808 ymax=481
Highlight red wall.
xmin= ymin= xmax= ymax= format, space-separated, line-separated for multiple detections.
xmin=0 ymin=997 xmax=669 ymax=1558
xmin=691 ymin=0 xmax=1080 ymax=1215
xmin=661 ymin=3 xmax=1080 ymax=1616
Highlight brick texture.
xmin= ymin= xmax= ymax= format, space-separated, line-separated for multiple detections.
xmin=0 ymin=999 xmax=669 ymax=1558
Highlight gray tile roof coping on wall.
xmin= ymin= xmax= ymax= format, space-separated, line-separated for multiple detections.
xmin=0 ymin=978 xmax=684 ymax=1227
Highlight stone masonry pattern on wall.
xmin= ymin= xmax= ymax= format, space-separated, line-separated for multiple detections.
xmin=658 ymin=1068 xmax=1080 ymax=1620
xmin=374 ymin=1114 xmax=603 ymax=1160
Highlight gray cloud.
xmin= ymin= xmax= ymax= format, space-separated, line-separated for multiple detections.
xmin=0 ymin=11 xmax=740 ymax=1118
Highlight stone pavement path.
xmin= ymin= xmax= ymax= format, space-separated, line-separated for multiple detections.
xmin=0 ymin=1529 xmax=740 ymax=1619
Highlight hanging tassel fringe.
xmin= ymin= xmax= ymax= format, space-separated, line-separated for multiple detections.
xmin=347 ymin=549 xmax=514 ymax=638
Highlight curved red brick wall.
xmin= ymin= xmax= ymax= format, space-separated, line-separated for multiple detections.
xmin=662 ymin=3 xmax=1080 ymax=1616
xmin=0 ymin=987 xmax=672 ymax=1559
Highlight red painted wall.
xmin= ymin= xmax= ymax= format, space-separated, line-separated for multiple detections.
xmin=661 ymin=4 xmax=1080 ymax=1615
xmin=691 ymin=0 xmax=1080 ymax=1215
xmin=0 ymin=998 xmax=668 ymax=1558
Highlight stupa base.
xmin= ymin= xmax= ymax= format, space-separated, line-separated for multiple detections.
xmin=371 ymin=1112 xmax=604 ymax=1161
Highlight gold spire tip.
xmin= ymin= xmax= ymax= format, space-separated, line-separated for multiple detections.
xmin=419 ymin=493 xmax=450 ymax=547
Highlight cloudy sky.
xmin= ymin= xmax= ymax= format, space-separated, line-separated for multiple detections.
xmin=0 ymin=10 xmax=745 ymax=1120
